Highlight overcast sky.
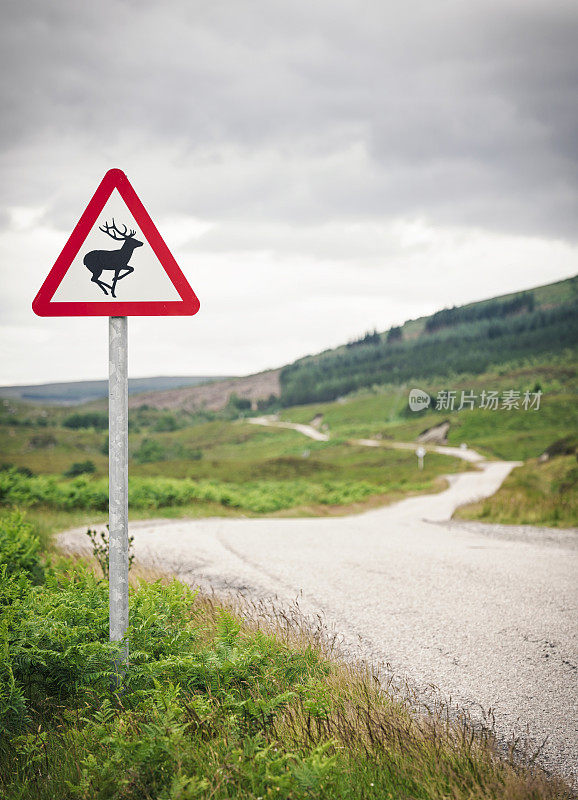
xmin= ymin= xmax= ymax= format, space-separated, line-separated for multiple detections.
xmin=1 ymin=0 xmax=577 ymax=385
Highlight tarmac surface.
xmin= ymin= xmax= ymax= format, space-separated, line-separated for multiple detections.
xmin=60 ymin=450 xmax=578 ymax=782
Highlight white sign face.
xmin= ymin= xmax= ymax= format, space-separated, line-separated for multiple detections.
xmin=51 ymin=189 xmax=181 ymax=303
xmin=416 ymin=446 xmax=426 ymax=458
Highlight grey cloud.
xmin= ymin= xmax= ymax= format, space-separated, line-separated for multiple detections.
xmin=0 ymin=0 xmax=577 ymax=241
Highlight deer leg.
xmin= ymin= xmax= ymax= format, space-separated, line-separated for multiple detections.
xmin=111 ymin=265 xmax=134 ymax=297
xmin=111 ymin=270 xmax=122 ymax=298
xmin=116 ymin=266 xmax=134 ymax=282
xmin=91 ymin=273 xmax=109 ymax=296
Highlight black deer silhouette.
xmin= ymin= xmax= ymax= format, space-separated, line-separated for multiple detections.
xmin=83 ymin=219 xmax=143 ymax=297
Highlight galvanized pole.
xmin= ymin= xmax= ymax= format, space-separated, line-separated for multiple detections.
xmin=109 ymin=316 xmax=129 ymax=671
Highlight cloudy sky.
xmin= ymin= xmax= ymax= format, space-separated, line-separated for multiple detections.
xmin=1 ymin=0 xmax=577 ymax=385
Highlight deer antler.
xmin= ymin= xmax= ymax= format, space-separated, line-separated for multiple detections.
xmin=99 ymin=219 xmax=135 ymax=240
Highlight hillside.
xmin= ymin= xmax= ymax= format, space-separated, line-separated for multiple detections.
xmin=0 ymin=375 xmax=229 ymax=405
xmin=5 ymin=275 xmax=576 ymax=413
xmin=280 ymin=275 xmax=578 ymax=406
xmin=128 ymin=368 xmax=281 ymax=412
xmin=127 ymin=274 xmax=576 ymax=412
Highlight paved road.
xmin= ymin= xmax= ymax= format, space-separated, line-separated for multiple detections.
xmin=247 ymin=415 xmax=487 ymax=463
xmin=60 ymin=456 xmax=578 ymax=781
xmin=247 ymin=415 xmax=330 ymax=441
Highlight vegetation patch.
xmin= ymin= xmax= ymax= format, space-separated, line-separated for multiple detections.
xmin=64 ymin=460 xmax=97 ymax=478
xmin=455 ymin=455 xmax=578 ymax=528
xmin=424 ymin=292 xmax=535 ymax=333
xmin=0 ymin=513 xmax=570 ymax=799
xmin=279 ymin=363 xmax=577 ymax=462
xmin=63 ymin=412 xmax=109 ymax=430
xmin=0 ymin=469 xmax=391 ymax=515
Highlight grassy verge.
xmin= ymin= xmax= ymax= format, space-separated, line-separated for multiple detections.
xmin=0 ymin=512 xmax=571 ymax=799
xmin=455 ymin=455 xmax=578 ymax=528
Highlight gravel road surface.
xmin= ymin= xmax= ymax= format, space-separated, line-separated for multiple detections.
xmin=60 ymin=455 xmax=578 ymax=782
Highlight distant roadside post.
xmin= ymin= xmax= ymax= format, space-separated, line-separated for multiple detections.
xmin=416 ymin=445 xmax=426 ymax=470
xmin=32 ymin=169 xmax=200 ymax=673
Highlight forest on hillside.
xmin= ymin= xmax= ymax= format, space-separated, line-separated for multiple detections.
xmin=280 ymin=297 xmax=578 ymax=406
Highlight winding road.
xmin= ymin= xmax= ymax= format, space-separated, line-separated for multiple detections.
xmin=59 ymin=424 xmax=578 ymax=782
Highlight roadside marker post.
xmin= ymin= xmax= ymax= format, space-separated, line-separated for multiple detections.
xmin=33 ymin=169 xmax=200 ymax=672
xmin=416 ymin=445 xmax=426 ymax=470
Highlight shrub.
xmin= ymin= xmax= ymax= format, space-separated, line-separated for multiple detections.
xmin=0 ymin=570 xmax=200 ymax=727
xmin=152 ymin=413 xmax=180 ymax=432
xmin=227 ymin=393 xmax=252 ymax=412
xmin=63 ymin=412 xmax=108 ymax=430
xmin=0 ymin=568 xmax=30 ymax=748
xmin=85 ymin=527 xmax=135 ymax=579
xmin=543 ymin=436 xmax=577 ymax=458
xmin=65 ymin=460 xmax=96 ymax=478
xmin=133 ymin=438 xmax=166 ymax=464
xmin=28 ymin=434 xmax=56 ymax=449
xmin=0 ymin=464 xmax=34 ymax=477
xmin=0 ymin=470 xmax=381 ymax=514
xmin=257 ymin=393 xmax=280 ymax=412
xmin=8 ymin=567 xmax=113 ymax=703
xmin=0 ymin=512 xmax=44 ymax=584
xmin=0 ymin=471 xmax=109 ymax=511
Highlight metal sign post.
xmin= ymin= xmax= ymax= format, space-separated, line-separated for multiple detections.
xmin=109 ymin=316 xmax=129 ymax=669
xmin=33 ymin=169 xmax=200 ymax=678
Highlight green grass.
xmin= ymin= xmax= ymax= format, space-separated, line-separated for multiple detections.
xmin=0 ymin=424 xmax=110 ymax=475
xmin=456 ymin=455 xmax=578 ymax=528
xmin=0 ymin=513 xmax=571 ymax=800
xmin=1 ymin=355 xmax=576 ymax=528
xmin=0 ymin=442 xmax=464 ymax=517
xmin=279 ymin=358 xmax=578 ymax=461
xmin=0 ymin=405 xmax=470 ymax=521
xmin=443 ymin=398 xmax=577 ymax=461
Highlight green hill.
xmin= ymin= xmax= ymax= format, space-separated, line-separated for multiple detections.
xmin=280 ymin=275 xmax=578 ymax=406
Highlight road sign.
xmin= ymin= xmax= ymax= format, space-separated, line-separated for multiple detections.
xmin=32 ymin=168 xmax=200 ymax=317
xmin=416 ymin=445 xmax=426 ymax=470
xmin=32 ymin=169 xmax=200 ymax=678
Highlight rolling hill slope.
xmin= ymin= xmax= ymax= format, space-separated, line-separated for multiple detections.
xmin=121 ymin=274 xmax=577 ymax=412
xmin=0 ymin=375 xmax=230 ymax=405
xmin=5 ymin=275 xmax=576 ymax=412
xmin=279 ymin=275 xmax=578 ymax=406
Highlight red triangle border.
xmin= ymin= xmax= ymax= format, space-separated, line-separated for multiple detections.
xmin=32 ymin=169 xmax=200 ymax=317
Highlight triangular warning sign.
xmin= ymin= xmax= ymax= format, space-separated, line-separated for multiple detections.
xmin=32 ymin=169 xmax=200 ymax=317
